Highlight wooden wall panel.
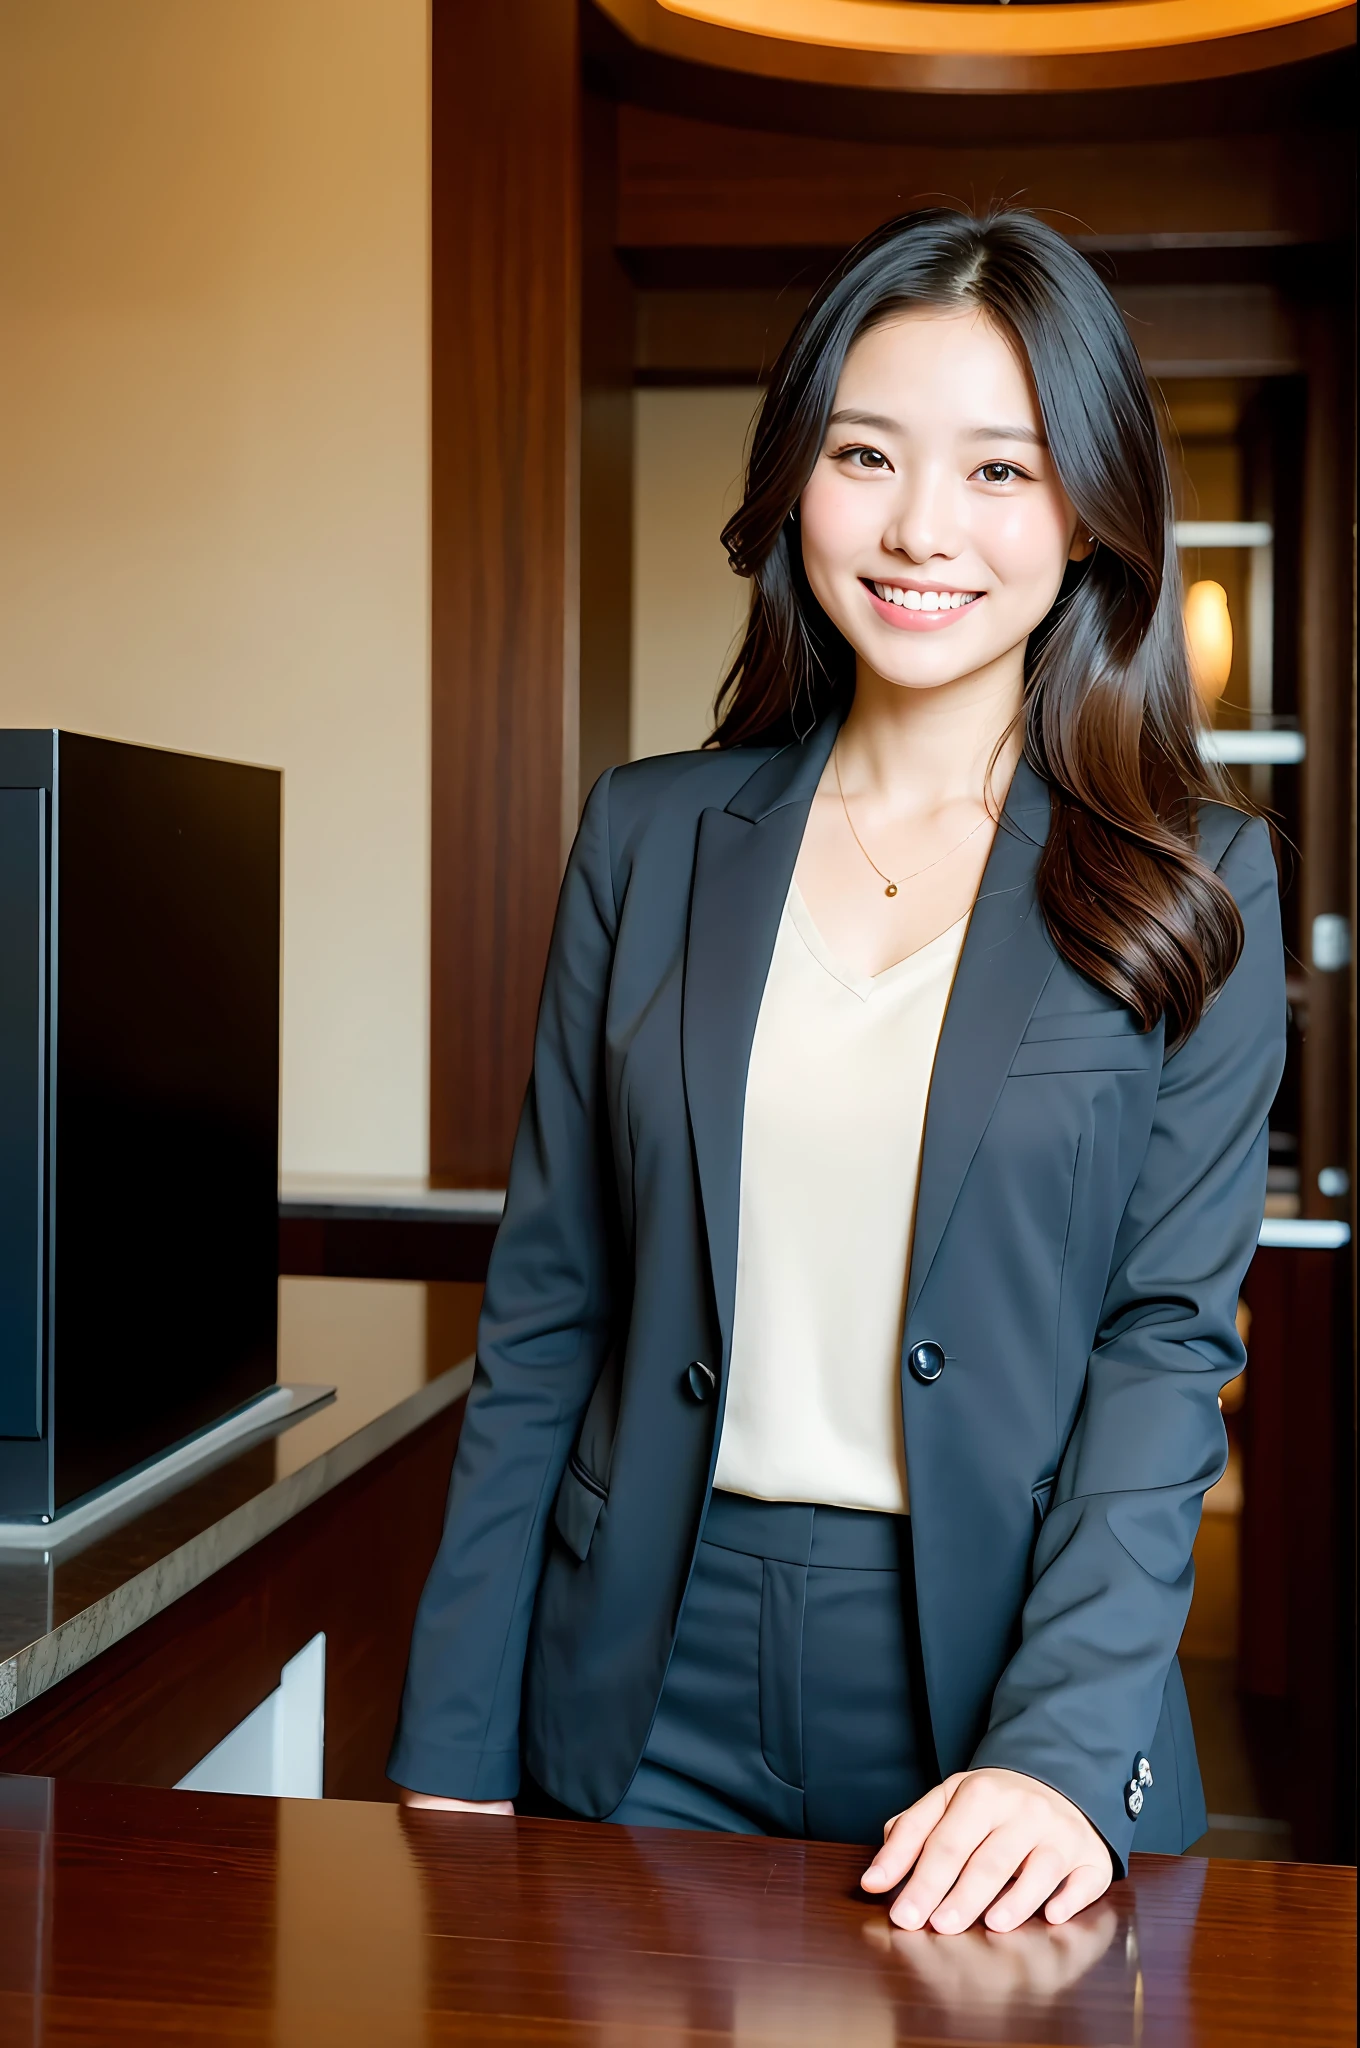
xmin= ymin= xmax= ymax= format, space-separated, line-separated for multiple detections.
xmin=633 ymin=281 xmax=1306 ymax=383
xmin=617 ymin=105 xmax=1353 ymax=251
xmin=430 ymin=1 xmax=582 ymax=1189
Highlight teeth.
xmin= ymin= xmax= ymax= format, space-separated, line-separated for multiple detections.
xmin=873 ymin=583 xmax=980 ymax=611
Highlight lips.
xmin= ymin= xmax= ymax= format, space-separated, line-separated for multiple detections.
xmin=863 ymin=579 xmax=984 ymax=631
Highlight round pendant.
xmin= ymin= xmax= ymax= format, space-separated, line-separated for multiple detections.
xmin=884 ymin=882 xmax=898 ymax=898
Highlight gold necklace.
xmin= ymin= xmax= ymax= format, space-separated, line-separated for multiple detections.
xmin=833 ymin=744 xmax=988 ymax=899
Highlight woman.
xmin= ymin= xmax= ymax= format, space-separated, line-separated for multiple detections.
xmin=389 ymin=209 xmax=1285 ymax=1935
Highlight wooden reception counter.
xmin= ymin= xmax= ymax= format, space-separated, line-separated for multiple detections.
xmin=1 ymin=1777 xmax=1354 ymax=2046
xmin=0 ymin=1278 xmax=478 ymax=1794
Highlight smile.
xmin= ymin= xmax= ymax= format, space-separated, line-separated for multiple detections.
xmin=863 ymin=579 xmax=983 ymax=630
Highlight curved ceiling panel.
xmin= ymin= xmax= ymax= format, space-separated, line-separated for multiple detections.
xmin=595 ymin=0 xmax=1355 ymax=90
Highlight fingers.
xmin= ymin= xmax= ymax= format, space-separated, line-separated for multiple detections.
xmin=915 ymin=1825 xmax=1035 ymax=1933
xmin=1043 ymin=1858 xmax=1113 ymax=1924
xmin=399 ymin=1791 xmax=515 ymax=1815
xmin=888 ymin=1796 xmax=996 ymax=1930
xmin=982 ymin=1845 xmax=1070 ymax=1931
xmin=860 ymin=1778 xmax=954 ymax=1892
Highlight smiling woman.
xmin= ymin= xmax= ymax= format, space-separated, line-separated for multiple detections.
xmin=390 ymin=208 xmax=1285 ymax=1947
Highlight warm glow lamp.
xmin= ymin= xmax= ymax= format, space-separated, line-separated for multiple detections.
xmin=1184 ymin=580 xmax=1233 ymax=701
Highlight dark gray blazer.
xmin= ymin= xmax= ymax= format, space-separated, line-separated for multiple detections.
xmin=389 ymin=716 xmax=1285 ymax=1871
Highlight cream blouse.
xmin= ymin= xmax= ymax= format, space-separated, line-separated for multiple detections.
xmin=712 ymin=884 xmax=968 ymax=1515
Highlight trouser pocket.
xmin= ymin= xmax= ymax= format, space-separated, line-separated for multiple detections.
xmin=757 ymin=1557 xmax=806 ymax=1790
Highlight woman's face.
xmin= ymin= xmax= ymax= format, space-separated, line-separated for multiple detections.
xmin=798 ymin=307 xmax=1089 ymax=695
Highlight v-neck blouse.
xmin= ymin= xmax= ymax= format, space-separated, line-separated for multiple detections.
xmin=712 ymin=884 xmax=969 ymax=1516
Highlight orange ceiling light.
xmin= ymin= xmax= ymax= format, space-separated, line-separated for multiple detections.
xmin=596 ymin=0 xmax=1354 ymax=89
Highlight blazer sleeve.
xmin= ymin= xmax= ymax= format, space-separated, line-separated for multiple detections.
xmin=387 ymin=770 xmax=622 ymax=1801
xmin=970 ymin=814 xmax=1286 ymax=1871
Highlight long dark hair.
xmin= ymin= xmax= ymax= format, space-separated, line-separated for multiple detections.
xmin=713 ymin=207 xmax=1246 ymax=1044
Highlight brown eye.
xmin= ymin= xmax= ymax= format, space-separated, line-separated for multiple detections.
xmin=853 ymin=447 xmax=889 ymax=469
xmin=979 ymin=462 xmax=1017 ymax=484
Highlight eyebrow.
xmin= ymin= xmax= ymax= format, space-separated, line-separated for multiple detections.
xmin=827 ymin=409 xmax=901 ymax=433
xmin=967 ymin=423 xmax=1045 ymax=445
xmin=826 ymin=408 xmax=1045 ymax=447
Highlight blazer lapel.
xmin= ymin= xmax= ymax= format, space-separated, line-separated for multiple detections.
xmin=681 ymin=717 xmax=841 ymax=1364
xmin=906 ymin=757 xmax=1057 ymax=1319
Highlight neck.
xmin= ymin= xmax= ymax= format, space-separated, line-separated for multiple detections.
xmin=836 ymin=649 xmax=1025 ymax=813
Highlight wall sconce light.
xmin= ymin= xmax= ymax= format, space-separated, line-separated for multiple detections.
xmin=1184 ymin=580 xmax=1233 ymax=701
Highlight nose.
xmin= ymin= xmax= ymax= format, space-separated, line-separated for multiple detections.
xmin=881 ymin=458 xmax=963 ymax=564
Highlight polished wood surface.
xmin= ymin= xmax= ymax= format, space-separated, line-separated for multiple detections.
xmin=429 ymin=0 xmax=582 ymax=1189
xmin=0 ymin=1780 xmax=1353 ymax=2045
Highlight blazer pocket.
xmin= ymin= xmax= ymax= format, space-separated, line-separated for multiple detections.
xmin=552 ymin=1455 xmax=607 ymax=1563
xmin=1021 ymin=1009 xmax=1139 ymax=1043
xmin=1010 ymin=1034 xmax=1150 ymax=1075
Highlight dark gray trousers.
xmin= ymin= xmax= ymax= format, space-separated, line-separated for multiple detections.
xmin=545 ymin=1491 xmax=936 ymax=1846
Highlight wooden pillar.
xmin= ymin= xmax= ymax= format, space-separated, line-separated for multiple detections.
xmin=430 ymin=8 xmax=633 ymax=1188
xmin=430 ymin=0 xmax=583 ymax=1189
xmin=1297 ymin=292 xmax=1355 ymax=1222
xmin=579 ymin=91 xmax=635 ymax=806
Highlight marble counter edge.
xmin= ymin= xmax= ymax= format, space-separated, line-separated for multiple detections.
xmin=0 ymin=1358 xmax=475 ymax=1723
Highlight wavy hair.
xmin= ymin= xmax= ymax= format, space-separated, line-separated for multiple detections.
xmin=712 ymin=207 xmax=1248 ymax=1044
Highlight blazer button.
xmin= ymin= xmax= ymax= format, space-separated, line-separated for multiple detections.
xmin=907 ymin=1341 xmax=946 ymax=1384
xmin=684 ymin=1360 xmax=716 ymax=1404
xmin=1125 ymin=1779 xmax=1145 ymax=1820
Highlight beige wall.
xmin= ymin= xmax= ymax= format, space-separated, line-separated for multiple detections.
xmin=631 ymin=387 xmax=760 ymax=759
xmin=0 ymin=0 xmax=431 ymax=1176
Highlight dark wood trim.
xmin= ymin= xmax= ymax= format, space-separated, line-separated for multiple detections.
xmin=279 ymin=1214 xmax=496 ymax=1284
xmin=0 ymin=1407 xmax=464 ymax=1800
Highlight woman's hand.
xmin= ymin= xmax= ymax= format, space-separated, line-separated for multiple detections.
xmin=860 ymin=1768 xmax=1113 ymax=1933
xmin=397 ymin=1789 xmax=515 ymax=1816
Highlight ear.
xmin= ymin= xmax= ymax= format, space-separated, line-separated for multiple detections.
xmin=1068 ymin=527 xmax=1097 ymax=564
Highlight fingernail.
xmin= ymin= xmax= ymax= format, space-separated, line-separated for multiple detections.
xmin=896 ymin=1903 xmax=921 ymax=1928
xmin=935 ymin=1911 xmax=958 ymax=1931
